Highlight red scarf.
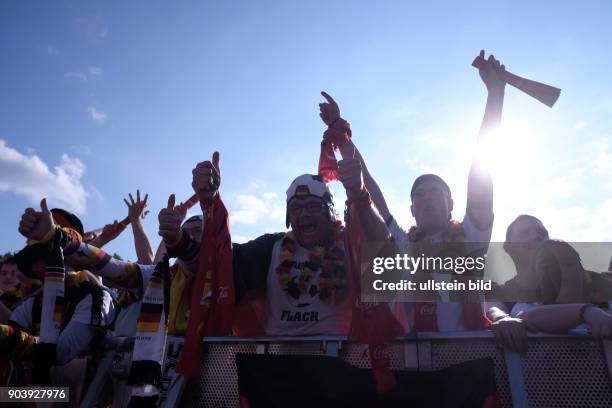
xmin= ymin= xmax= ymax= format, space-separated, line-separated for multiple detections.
xmin=346 ymin=200 xmax=403 ymax=393
xmin=318 ymin=119 xmax=352 ymax=183
xmin=176 ymin=194 xmax=235 ymax=377
xmin=406 ymin=221 xmax=491 ymax=332
xmin=319 ymin=118 xmax=402 ymax=392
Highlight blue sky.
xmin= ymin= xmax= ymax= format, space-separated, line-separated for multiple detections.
xmin=1 ymin=1 xmax=611 ymax=263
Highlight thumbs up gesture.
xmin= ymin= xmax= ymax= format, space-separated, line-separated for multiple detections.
xmin=192 ymin=151 xmax=221 ymax=203
xmin=158 ymin=194 xmax=184 ymax=246
xmin=18 ymin=198 xmax=55 ymax=241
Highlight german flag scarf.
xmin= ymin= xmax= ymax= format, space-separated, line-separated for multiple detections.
xmin=176 ymin=194 xmax=234 ymax=377
xmin=318 ymin=118 xmax=403 ymax=393
xmin=36 ymin=260 xmax=65 ymax=363
xmin=127 ymin=256 xmax=171 ymax=406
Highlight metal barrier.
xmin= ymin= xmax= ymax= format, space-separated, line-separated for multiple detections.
xmin=85 ymin=331 xmax=612 ymax=408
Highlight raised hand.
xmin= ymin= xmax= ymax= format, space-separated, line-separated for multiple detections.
xmin=124 ymin=189 xmax=149 ymax=224
xmin=192 ymin=151 xmax=220 ymax=203
xmin=475 ymin=50 xmax=506 ymax=93
xmin=18 ymin=198 xmax=54 ymax=241
xmin=319 ymin=91 xmax=341 ymax=126
xmin=158 ymin=194 xmax=184 ymax=246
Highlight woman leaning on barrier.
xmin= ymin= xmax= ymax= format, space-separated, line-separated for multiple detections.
xmin=490 ymin=215 xmax=612 ymax=340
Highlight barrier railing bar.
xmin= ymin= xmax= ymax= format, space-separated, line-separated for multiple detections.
xmin=80 ymin=348 xmax=116 ymax=407
xmin=601 ymin=339 xmax=612 ymax=388
xmin=504 ymin=349 xmax=529 ymax=408
xmin=199 ymin=329 xmax=590 ymax=343
xmin=164 ymin=373 xmax=187 ymax=408
xmin=322 ymin=340 xmax=341 ymax=357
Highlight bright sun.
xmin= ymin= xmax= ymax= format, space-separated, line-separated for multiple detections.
xmin=472 ymin=120 xmax=539 ymax=186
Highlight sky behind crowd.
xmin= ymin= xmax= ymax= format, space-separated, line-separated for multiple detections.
xmin=1 ymin=1 xmax=611 ymax=263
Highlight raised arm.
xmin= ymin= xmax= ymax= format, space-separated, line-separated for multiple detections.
xmin=319 ymin=92 xmax=390 ymax=242
xmin=158 ymin=194 xmax=199 ymax=275
xmin=87 ymin=221 xmax=125 ymax=248
xmin=123 ymin=190 xmax=154 ymax=264
xmin=348 ymin=140 xmax=392 ymax=223
xmin=467 ymin=50 xmax=505 ymax=229
xmin=319 ymin=92 xmax=392 ymax=223
xmin=19 ymin=199 xmax=151 ymax=290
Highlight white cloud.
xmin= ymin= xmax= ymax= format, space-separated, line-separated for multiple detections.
xmin=248 ymin=180 xmax=266 ymax=190
xmin=89 ymin=66 xmax=102 ymax=77
xmin=262 ymin=192 xmax=278 ymax=200
xmin=0 ymin=140 xmax=88 ymax=213
xmin=64 ymin=72 xmax=88 ymax=81
xmin=574 ymin=121 xmax=587 ymax=130
xmin=46 ymin=45 xmax=59 ymax=56
xmin=87 ymin=184 xmax=104 ymax=201
xmin=231 ymin=193 xmax=285 ymax=225
xmin=589 ymin=138 xmax=612 ymax=177
xmin=65 ymin=66 xmax=102 ymax=82
xmin=88 ymin=107 xmax=107 ymax=124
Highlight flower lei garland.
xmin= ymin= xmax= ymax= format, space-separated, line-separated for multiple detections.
xmin=276 ymin=221 xmax=347 ymax=306
xmin=408 ymin=219 xmax=479 ymax=282
xmin=407 ymin=219 xmax=465 ymax=243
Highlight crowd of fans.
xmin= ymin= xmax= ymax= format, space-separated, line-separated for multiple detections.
xmin=1 ymin=51 xmax=612 ymax=406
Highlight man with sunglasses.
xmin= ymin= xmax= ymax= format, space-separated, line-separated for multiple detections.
xmin=158 ymin=150 xmax=392 ymax=336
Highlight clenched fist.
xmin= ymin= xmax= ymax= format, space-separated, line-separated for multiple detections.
xmin=192 ymin=151 xmax=220 ymax=203
xmin=475 ymin=50 xmax=506 ymax=93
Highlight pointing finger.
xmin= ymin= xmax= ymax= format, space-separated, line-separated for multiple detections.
xmin=321 ymin=91 xmax=337 ymax=106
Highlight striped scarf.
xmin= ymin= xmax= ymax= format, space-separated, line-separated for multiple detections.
xmin=127 ymin=257 xmax=171 ymax=406
xmin=0 ymin=324 xmax=37 ymax=361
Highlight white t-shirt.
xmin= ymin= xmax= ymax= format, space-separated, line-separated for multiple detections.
xmin=264 ymin=240 xmax=352 ymax=336
xmin=388 ymin=213 xmax=492 ymax=331
xmin=112 ymin=263 xmax=156 ymax=337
